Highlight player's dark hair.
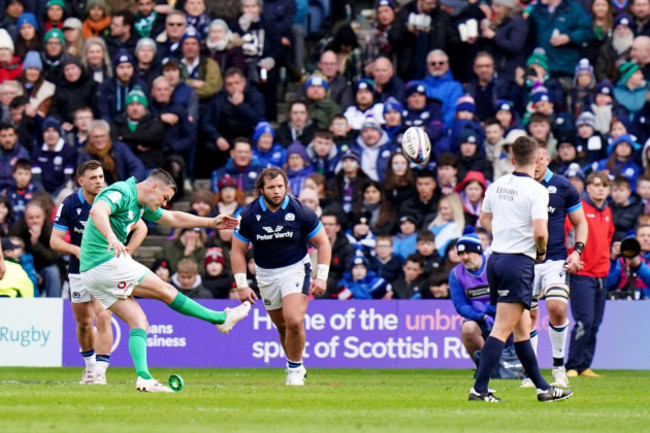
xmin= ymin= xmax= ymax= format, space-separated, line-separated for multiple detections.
xmin=416 ymin=229 xmax=435 ymax=243
xmin=405 ymin=253 xmax=424 ymax=267
xmin=256 ymin=167 xmax=289 ymax=197
xmin=0 ymin=122 xmax=16 ymax=133
xmin=512 ymin=135 xmax=539 ymax=166
xmin=147 ymin=168 xmax=177 ymax=192
xmin=76 ymin=160 xmax=103 ymax=178
xmin=13 ymin=158 xmax=31 ymax=173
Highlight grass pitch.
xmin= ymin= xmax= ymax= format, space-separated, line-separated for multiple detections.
xmin=1 ymin=368 xmax=649 ymax=433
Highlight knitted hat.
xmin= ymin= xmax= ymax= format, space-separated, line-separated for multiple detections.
xmin=22 ymin=51 xmax=43 ymax=71
xmin=180 ymin=26 xmax=201 ymax=46
xmin=457 ymin=128 xmax=479 ymax=146
xmin=217 ymin=176 xmax=238 ymax=190
xmin=126 ymin=87 xmax=148 ymax=108
xmin=17 ymin=12 xmax=39 ymax=32
xmin=355 ymin=77 xmax=376 ymax=94
xmin=564 ymin=163 xmax=586 ymax=183
xmin=61 ymin=55 xmax=83 ymax=70
xmin=493 ymin=0 xmax=516 ymax=7
xmin=204 ymin=248 xmax=225 ymax=268
xmin=399 ymin=214 xmax=418 ymax=225
xmin=161 ymin=57 xmax=180 ymax=69
xmin=406 ymin=80 xmax=427 ymax=97
xmin=556 ymin=129 xmax=576 ymax=146
xmin=383 ymin=96 xmax=404 ymax=114
xmin=618 ymin=61 xmax=641 ymax=84
xmin=304 ymin=75 xmax=329 ymax=91
xmin=0 ymin=29 xmax=15 ymax=53
xmin=532 ymin=91 xmax=552 ymax=104
xmin=376 ymin=0 xmax=396 ymax=10
xmin=63 ymin=17 xmax=83 ymax=30
xmin=46 ymin=0 xmax=65 ymax=9
xmin=614 ymin=14 xmax=632 ymax=29
xmin=112 ymin=49 xmax=135 ymax=70
xmin=350 ymin=255 xmax=369 ymax=268
xmin=253 ymin=121 xmax=275 ymax=141
xmin=287 ymin=141 xmax=310 ymax=162
xmin=340 ymin=148 xmax=361 ymax=163
xmin=526 ymin=48 xmax=549 ymax=71
xmin=456 ymin=231 xmax=482 ymax=255
xmin=86 ymin=0 xmax=106 ymax=12
xmin=42 ymin=116 xmax=61 ymax=134
xmin=456 ymin=94 xmax=476 ymax=114
xmin=352 ymin=211 xmax=372 ymax=226
xmin=1 ymin=238 xmax=19 ymax=251
xmin=574 ymin=58 xmax=593 ymax=77
xmin=595 ymin=79 xmax=614 ymax=96
xmin=576 ymin=111 xmax=596 ymax=129
xmin=136 ymin=37 xmax=157 ymax=56
xmin=151 ymin=257 xmax=171 ymax=272
xmin=494 ymin=99 xmax=514 ymax=112
xmin=611 ymin=133 xmax=641 ymax=152
xmin=43 ymin=28 xmax=65 ymax=46
xmin=361 ymin=115 xmax=382 ymax=131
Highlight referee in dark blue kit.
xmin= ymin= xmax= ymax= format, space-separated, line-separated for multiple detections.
xmin=469 ymin=136 xmax=573 ymax=403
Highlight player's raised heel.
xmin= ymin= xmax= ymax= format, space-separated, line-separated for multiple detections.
xmin=285 ymin=365 xmax=307 ymax=386
xmin=552 ymin=366 xmax=570 ymax=388
xmin=136 ymin=376 xmax=174 ymax=393
xmin=468 ymin=387 xmax=501 ymax=402
xmin=216 ymin=301 xmax=252 ymax=334
xmin=537 ymin=386 xmax=573 ymax=402
xmin=92 ymin=370 xmax=107 ymax=385
xmin=79 ymin=368 xmax=95 ymax=384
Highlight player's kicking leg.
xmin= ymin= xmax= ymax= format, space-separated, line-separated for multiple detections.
xmin=71 ymin=300 xmax=98 ymax=384
xmin=268 ymin=294 xmax=309 ymax=386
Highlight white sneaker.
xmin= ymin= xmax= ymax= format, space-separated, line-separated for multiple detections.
xmin=135 ymin=376 xmax=174 ymax=393
xmin=552 ymin=366 xmax=570 ymax=388
xmin=92 ymin=369 xmax=107 ymax=385
xmin=216 ymin=301 xmax=252 ymax=334
xmin=521 ymin=378 xmax=535 ymax=388
xmin=285 ymin=365 xmax=307 ymax=386
xmin=79 ymin=368 xmax=95 ymax=384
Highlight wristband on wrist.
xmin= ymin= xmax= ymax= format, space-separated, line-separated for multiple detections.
xmin=234 ymin=273 xmax=248 ymax=290
xmin=574 ymin=242 xmax=585 ymax=256
xmin=316 ymin=264 xmax=330 ymax=281
xmin=536 ymin=250 xmax=546 ymax=258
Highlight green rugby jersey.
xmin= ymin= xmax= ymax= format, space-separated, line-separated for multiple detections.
xmin=80 ymin=177 xmax=162 ymax=272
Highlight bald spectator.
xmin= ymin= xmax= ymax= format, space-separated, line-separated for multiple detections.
xmin=631 ymin=0 xmax=650 ymax=37
xmin=631 ymin=35 xmax=650 ymax=79
xmin=527 ymin=0 xmax=593 ymax=80
xmin=371 ymin=56 xmax=406 ymax=103
xmin=596 ymin=16 xmax=635 ymax=82
xmin=297 ymin=50 xmax=353 ymax=110
xmin=423 ymin=49 xmax=463 ymax=128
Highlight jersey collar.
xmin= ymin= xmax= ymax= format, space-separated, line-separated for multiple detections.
xmin=512 ymin=171 xmax=532 ymax=178
xmin=259 ymin=195 xmax=290 ymax=212
xmin=544 ymin=168 xmax=553 ymax=182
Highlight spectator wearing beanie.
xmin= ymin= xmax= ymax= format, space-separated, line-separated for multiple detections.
xmin=17 ymin=51 xmax=55 ymax=118
xmin=151 ymin=257 xmax=172 ymax=283
xmin=44 ymin=0 xmax=66 ymax=33
xmin=614 ymin=61 xmax=647 ymax=117
xmin=31 ymin=116 xmax=78 ymax=194
xmin=111 ymin=86 xmax=166 ymax=170
xmin=252 ymin=120 xmax=286 ymax=169
xmin=0 ymin=28 xmax=22 ymax=83
xmin=456 ymin=128 xmax=493 ymax=182
xmin=82 ymin=0 xmax=111 ymax=39
xmin=179 ymin=27 xmax=223 ymax=102
xmin=50 ymin=56 xmax=97 ymax=124
xmin=295 ymin=50 xmax=355 ymax=111
xmin=303 ymin=74 xmax=342 ymax=129
xmin=402 ymin=80 xmax=444 ymax=152
xmin=134 ymin=37 xmax=160 ymax=89
xmin=96 ymin=49 xmax=149 ymax=122
xmin=595 ymin=15 xmax=634 ymax=82
xmin=595 ymin=133 xmax=642 ymax=191
xmin=350 ymin=115 xmax=396 ymax=182
xmin=203 ymin=248 xmax=231 ymax=298
xmin=343 ymin=78 xmax=385 ymax=131
xmin=571 ymin=58 xmax=596 ymax=116
xmin=574 ymin=111 xmax=607 ymax=164
xmin=285 ymin=141 xmax=314 ymax=196
xmin=14 ymin=12 xmax=41 ymax=60
xmin=41 ymin=27 xmax=71 ymax=86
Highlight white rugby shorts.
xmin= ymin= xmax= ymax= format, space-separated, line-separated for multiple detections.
xmin=256 ymin=255 xmax=311 ymax=310
xmin=80 ymin=255 xmax=149 ymax=309
xmin=533 ymin=259 xmax=569 ymax=298
xmin=69 ymin=274 xmax=93 ymax=303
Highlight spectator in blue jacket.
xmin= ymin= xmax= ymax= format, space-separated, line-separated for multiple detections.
xmin=333 ymin=255 xmax=392 ymax=300
xmin=211 ymin=137 xmax=264 ymax=194
xmin=30 ymin=116 xmax=76 ymax=194
xmin=595 ymin=133 xmax=642 ymax=191
xmin=0 ymin=123 xmax=30 ymax=191
xmin=403 ymin=80 xmax=444 ymax=149
xmin=305 ymin=129 xmax=339 ymax=179
xmin=350 ymin=115 xmax=396 ymax=182
xmin=285 ymin=141 xmax=314 ymax=197
xmin=423 ymin=49 xmax=464 ymax=128
xmin=252 ymin=120 xmax=286 ymax=168
xmin=96 ymin=49 xmax=149 ymax=122
xmin=527 ymin=0 xmax=593 ymax=79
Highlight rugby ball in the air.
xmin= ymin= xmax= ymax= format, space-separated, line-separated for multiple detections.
xmin=401 ymin=126 xmax=431 ymax=165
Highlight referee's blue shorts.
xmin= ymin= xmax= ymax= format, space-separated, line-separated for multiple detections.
xmin=487 ymin=252 xmax=535 ymax=309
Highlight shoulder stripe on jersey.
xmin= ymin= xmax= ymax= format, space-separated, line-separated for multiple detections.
xmin=233 ymin=230 xmax=250 ymax=244
xmin=307 ymin=221 xmax=323 ymax=239
xmin=544 ymin=168 xmax=553 ymax=182
xmin=53 ymin=223 xmax=68 ymax=232
xmin=567 ymin=202 xmax=583 ymax=214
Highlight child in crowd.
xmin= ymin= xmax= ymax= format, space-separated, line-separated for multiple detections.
xmin=575 ymin=111 xmax=606 ymax=163
xmin=306 ymin=129 xmax=339 ymax=179
xmin=454 ymin=171 xmax=486 ymax=227
xmin=253 ymin=121 xmax=286 ymax=169
xmin=595 ymin=134 xmax=641 ymax=190
xmin=370 ymin=234 xmax=404 ymax=284
xmin=456 ymin=129 xmax=493 ymax=182
xmin=382 ymin=97 xmax=406 ymax=144
xmin=151 ymin=258 xmax=171 ymax=284
xmin=334 ymin=255 xmax=392 ymax=300
xmin=391 ymin=253 xmax=428 ymax=299
xmin=476 ymin=227 xmax=492 ymax=257
xmin=414 ymin=229 xmax=443 ymax=279
xmin=393 ymin=214 xmax=419 ymax=259
xmin=329 ymin=114 xmax=356 ymax=148
xmin=428 ymin=269 xmax=450 ymax=299
xmin=203 ymin=248 xmax=231 ymax=298
xmin=170 ymin=258 xmax=212 ymax=299
xmin=494 ymin=100 xmax=521 ymax=134
xmin=285 ymin=142 xmax=314 ymax=197
xmin=436 ymin=152 xmax=458 ymax=195
xmin=590 ymin=80 xmax=617 ymax=136
xmin=188 ymin=188 xmax=217 ymax=238
xmin=483 ymin=118 xmax=506 ymax=163
xmin=345 ymin=211 xmax=376 ymax=259
xmin=214 ymin=177 xmax=242 ymax=217
xmin=637 ymin=175 xmax=650 ymax=214
xmin=609 ymin=176 xmax=644 ymax=241
xmin=2 ymin=159 xmax=39 ymax=221
xmin=44 ymin=0 xmax=65 ymax=32
xmin=571 ymin=58 xmax=596 ymax=115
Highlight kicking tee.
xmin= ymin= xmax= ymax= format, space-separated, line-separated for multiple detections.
xmin=234 ymin=195 xmax=322 ymax=269
xmin=80 ymin=177 xmax=162 ymax=272
xmin=53 ymin=189 xmax=92 ymax=274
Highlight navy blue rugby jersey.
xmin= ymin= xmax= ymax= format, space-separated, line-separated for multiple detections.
xmin=234 ymin=195 xmax=322 ymax=269
xmin=53 ymin=189 xmax=92 ymax=274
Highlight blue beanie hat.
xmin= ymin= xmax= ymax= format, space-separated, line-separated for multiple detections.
xmin=304 ymin=75 xmax=329 ymax=91
xmin=494 ymin=99 xmax=514 ymax=112
xmin=179 ymin=26 xmax=201 ymax=46
xmin=42 ymin=116 xmax=61 ymax=135
xmin=17 ymin=12 xmax=39 ymax=32
xmin=456 ymin=95 xmax=476 ymax=114
xmin=23 ymin=51 xmax=43 ymax=71
xmin=112 ymin=49 xmax=135 ymax=70
xmin=350 ymin=254 xmax=369 ymax=268
xmin=611 ymin=133 xmax=641 ymax=153
xmin=253 ymin=121 xmax=275 ymax=141
xmin=532 ymin=91 xmax=552 ymax=104
xmin=564 ymin=163 xmax=586 ymax=183
xmin=406 ymin=80 xmax=427 ymax=97
xmin=456 ymin=227 xmax=482 ymax=254
xmin=286 ymin=141 xmax=310 ymax=162
xmin=376 ymin=0 xmax=396 ymax=10
xmin=383 ymin=96 xmax=404 ymax=114
xmin=355 ymin=77 xmax=376 ymax=94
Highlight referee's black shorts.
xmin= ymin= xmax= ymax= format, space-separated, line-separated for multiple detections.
xmin=487 ymin=252 xmax=535 ymax=309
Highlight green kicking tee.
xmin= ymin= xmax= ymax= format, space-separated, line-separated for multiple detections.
xmin=80 ymin=177 xmax=163 ymax=272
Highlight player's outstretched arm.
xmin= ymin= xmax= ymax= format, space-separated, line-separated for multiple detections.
xmin=231 ymin=236 xmax=258 ymax=304
xmin=50 ymin=229 xmax=80 ymax=258
xmin=126 ymin=219 xmax=148 ymax=255
xmin=157 ymin=210 xmax=239 ymax=230
xmin=90 ymin=201 xmax=127 ymax=257
xmin=308 ymin=230 xmax=331 ymax=297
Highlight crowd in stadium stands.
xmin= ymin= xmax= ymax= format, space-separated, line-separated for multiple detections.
xmin=2 ymin=0 xmax=650 ymax=301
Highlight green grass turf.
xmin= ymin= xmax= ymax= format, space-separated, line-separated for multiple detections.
xmin=1 ymin=368 xmax=649 ymax=433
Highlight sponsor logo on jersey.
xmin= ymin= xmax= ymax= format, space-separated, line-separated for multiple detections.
xmin=76 ymin=208 xmax=82 ymax=215
xmin=548 ymin=206 xmax=556 ymax=214
xmin=256 ymin=214 xmax=261 ymax=221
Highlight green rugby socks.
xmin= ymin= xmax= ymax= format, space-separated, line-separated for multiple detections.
xmin=129 ymin=329 xmax=152 ymax=380
xmin=169 ymin=292 xmax=226 ymax=324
